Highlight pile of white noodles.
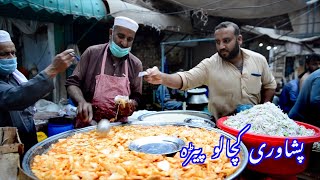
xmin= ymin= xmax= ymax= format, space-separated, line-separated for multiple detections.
xmin=223 ymin=102 xmax=315 ymax=137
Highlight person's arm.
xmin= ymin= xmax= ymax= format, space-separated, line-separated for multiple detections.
xmin=162 ymin=73 xmax=183 ymax=89
xmin=66 ymin=48 xmax=93 ymax=123
xmin=289 ymin=83 xmax=299 ymax=103
xmin=0 ymin=72 xmax=54 ymax=110
xmin=261 ymin=88 xmax=275 ymax=103
xmin=0 ymin=49 xmax=74 ymax=110
xmin=67 ymin=85 xmax=92 ymax=122
xmin=67 ymin=85 xmax=86 ymax=105
xmin=44 ymin=49 xmax=75 ymax=78
xmin=260 ymin=56 xmax=276 ymax=103
xmin=145 ymin=58 xmax=210 ymax=90
xmin=144 ymin=66 xmax=183 ymax=89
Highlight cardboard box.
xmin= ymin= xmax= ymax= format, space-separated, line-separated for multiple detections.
xmin=0 ymin=127 xmax=26 ymax=180
xmin=0 ymin=127 xmax=24 ymax=154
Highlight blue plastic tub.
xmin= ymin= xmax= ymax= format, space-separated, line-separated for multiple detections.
xmin=48 ymin=122 xmax=74 ymax=137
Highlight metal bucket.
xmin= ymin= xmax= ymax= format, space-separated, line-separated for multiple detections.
xmin=22 ymin=121 xmax=247 ymax=180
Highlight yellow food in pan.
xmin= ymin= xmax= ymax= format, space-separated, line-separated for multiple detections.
xmin=31 ymin=126 xmax=241 ymax=180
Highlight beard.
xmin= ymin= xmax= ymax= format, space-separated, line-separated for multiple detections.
xmin=218 ymin=42 xmax=240 ymax=61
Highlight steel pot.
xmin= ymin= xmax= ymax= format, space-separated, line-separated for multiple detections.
xmin=186 ymin=88 xmax=208 ymax=105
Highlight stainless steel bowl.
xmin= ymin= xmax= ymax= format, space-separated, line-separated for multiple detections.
xmin=128 ymin=136 xmax=185 ymax=155
xmin=22 ymin=121 xmax=248 ymax=180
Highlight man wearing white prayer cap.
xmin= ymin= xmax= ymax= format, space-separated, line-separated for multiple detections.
xmin=66 ymin=16 xmax=143 ymax=126
xmin=0 ymin=30 xmax=12 ymax=43
xmin=0 ymin=29 xmax=75 ymax=151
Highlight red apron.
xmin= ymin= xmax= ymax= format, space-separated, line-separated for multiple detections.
xmin=91 ymin=45 xmax=131 ymax=122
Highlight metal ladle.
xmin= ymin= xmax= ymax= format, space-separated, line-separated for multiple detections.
xmin=96 ymin=104 xmax=120 ymax=135
xmin=97 ymin=119 xmax=111 ymax=135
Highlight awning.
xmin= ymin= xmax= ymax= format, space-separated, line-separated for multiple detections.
xmin=241 ymin=25 xmax=320 ymax=56
xmin=105 ymin=0 xmax=193 ymax=33
xmin=300 ymin=36 xmax=320 ymax=43
xmin=159 ymin=0 xmax=307 ymax=19
xmin=0 ymin=0 xmax=107 ymax=22
xmin=242 ymin=26 xmax=320 ymax=50
xmin=241 ymin=25 xmax=303 ymax=44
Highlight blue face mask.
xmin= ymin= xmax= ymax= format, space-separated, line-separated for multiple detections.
xmin=109 ymin=40 xmax=131 ymax=58
xmin=0 ymin=57 xmax=17 ymax=76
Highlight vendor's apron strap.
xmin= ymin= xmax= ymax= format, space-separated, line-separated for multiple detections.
xmin=100 ymin=45 xmax=109 ymax=75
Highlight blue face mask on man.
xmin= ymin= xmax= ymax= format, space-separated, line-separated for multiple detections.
xmin=0 ymin=57 xmax=17 ymax=76
xmin=110 ymin=40 xmax=131 ymax=58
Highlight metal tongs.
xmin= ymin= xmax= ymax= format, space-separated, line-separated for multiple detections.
xmin=96 ymin=104 xmax=120 ymax=135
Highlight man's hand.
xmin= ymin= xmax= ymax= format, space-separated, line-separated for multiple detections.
xmin=118 ymin=99 xmax=137 ymax=117
xmin=76 ymin=101 xmax=93 ymax=124
xmin=45 ymin=49 xmax=75 ymax=78
xmin=144 ymin=66 xmax=183 ymax=89
xmin=144 ymin=66 xmax=163 ymax=84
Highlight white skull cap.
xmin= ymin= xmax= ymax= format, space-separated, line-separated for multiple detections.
xmin=0 ymin=30 xmax=12 ymax=43
xmin=113 ymin=16 xmax=139 ymax=32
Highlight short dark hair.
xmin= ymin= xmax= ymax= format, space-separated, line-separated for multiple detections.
xmin=306 ymin=53 xmax=320 ymax=64
xmin=215 ymin=21 xmax=240 ymax=36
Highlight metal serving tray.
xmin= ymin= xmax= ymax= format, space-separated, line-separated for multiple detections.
xmin=22 ymin=121 xmax=248 ymax=180
xmin=137 ymin=110 xmax=215 ymax=128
